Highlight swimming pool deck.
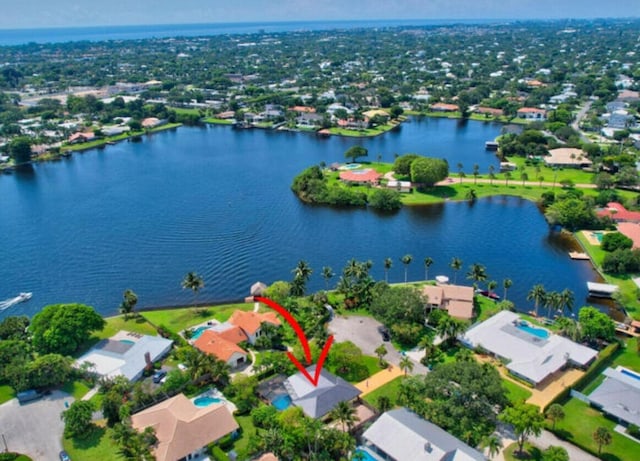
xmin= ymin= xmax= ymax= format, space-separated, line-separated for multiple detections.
xmin=355 ymin=364 xmax=403 ymax=397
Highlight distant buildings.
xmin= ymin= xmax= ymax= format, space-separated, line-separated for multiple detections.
xmin=517 ymin=107 xmax=547 ymax=121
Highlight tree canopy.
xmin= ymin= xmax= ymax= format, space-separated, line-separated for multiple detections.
xmin=410 ymin=157 xmax=449 ymax=187
xmin=30 ymin=303 xmax=105 ymax=355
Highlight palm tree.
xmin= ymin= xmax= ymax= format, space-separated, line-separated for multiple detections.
xmin=504 ymin=171 xmax=512 ymax=186
xmin=558 ymin=288 xmax=574 ymax=317
xmin=489 ymin=165 xmax=495 ymax=185
xmin=321 ymin=266 xmax=334 ymax=290
xmin=503 ymin=279 xmax=513 ymax=301
xmin=291 ymin=260 xmax=313 ymax=296
xmin=466 ymin=263 xmax=488 ymax=287
xmin=539 ymin=175 xmax=545 ymax=186
xmin=418 ymin=335 xmax=435 ymax=362
xmin=487 ymin=280 xmax=498 ymax=297
xmin=593 ymin=427 xmax=612 ymax=455
xmin=465 ymin=188 xmax=477 ymax=201
xmin=375 ymin=344 xmax=388 ymax=367
xmin=450 ymin=257 xmax=462 ymax=284
xmin=556 ymin=317 xmax=580 ymax=341
xmin=520 ymin=171 xmax=529 ymax=186
xmin=119 ymin=289 xmax=138 ymax=319
xmin=401 ymin=254 xmax=413 ymax=283
xmin=545 ymin=403 xmax=565 ymax=431
xmin=527 ymin=284 xmax=546 ymax=317
xmin=399 ymin=355 xmax=414 ymax=375
xmin=457 ymin=162 xmax=464 ymax=182
xmin=330 ymin=401 xmax=357 ymax=432
xmin=182 ymin=272 xmax=204 ymax=305
xmin=383 ymin=257 xmax=393 ymax=283
xmin=545 ymin=291 xmax=562 ymax=319
xmin=473 ymin=163 xmax=480 ymax=184
xmin=377 ymin=396 xmax=392 ymax=413
xmin=424 ymin=257 xmax=433 ymax=281
xmin=483 ymin=434 xmax=502 ymax=459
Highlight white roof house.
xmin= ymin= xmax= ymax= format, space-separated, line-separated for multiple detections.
xmin=460 ymin=311 xmax=597 ymax=386
xmin=588 ymin=367 xmax=640 ymax=427
xmin=363 ymin=408 xmax=486 ymax=461
xmin=76 ymin=331 xmax=173 ymax=381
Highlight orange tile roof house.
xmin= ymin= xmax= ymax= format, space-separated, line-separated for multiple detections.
xmin=339 ymin=169 xmax=382 ymax=184
xmin=430 ymin=102 xmax=459 ymax=112
xmin=597 ymin=202 xmax=640 ymax=223
xmin=517 ymin=107 xmax=547 ymax=121
xmin=131 ymin=393 xmax=238 ymax=461
xmin=194 ymin=330 xmax=247 ymax=367
xmin=422 ymin=284 xmax=475 ymax=320
xmin=229 ymin=310 xmax=281 ymax=343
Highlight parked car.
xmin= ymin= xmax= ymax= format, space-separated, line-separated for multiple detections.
xmin=152 ymin=370 xmax=167 ymax=383
xmin=377 ymin=325 xmax=391 ymax=341
xmin=17 ymin=389 xmax=43 ymax=404
xmin=59 ymin=450 xmax=70 ymax=461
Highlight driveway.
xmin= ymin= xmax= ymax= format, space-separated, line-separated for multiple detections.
xmin=328 ymin=315 xmax=428 ymax=375
xmin=0 ymin=390 xmax=69 ymax=461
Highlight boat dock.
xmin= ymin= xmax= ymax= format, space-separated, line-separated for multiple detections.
xmin=587 ymin=282 xmax=619 ymax=298
xmin=485 ymin=141 xmax=499 ymax=150
xmin=569 ymin=252 xmax=590 ymax=260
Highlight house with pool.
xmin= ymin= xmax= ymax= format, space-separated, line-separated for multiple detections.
xmin=586 ymin=367 xmax=640 ymax=428
xmin=131 ymin=393 xmax=238 ymax=461
xmin=460 ymin=311 xmax=597 ymax=387
xmin=75 ymin=330 xmax=173 ymax=381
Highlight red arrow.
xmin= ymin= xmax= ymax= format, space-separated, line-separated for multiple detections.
xmin=254 ymin=296 xmax=334 ymax=386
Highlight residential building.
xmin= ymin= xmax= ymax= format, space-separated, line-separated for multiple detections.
xmin=131 ymin=393 xmax=239 ymax=461
xmin=430 ymin=103 xmax=459 ymax=112
xmin=339 ymin=169 xmax=382 ymax=185
xmin=422 ymin=284 xmax=475 ymax=320
xmin=544 ymin=148 xmax=592 ymax=169
xmin=284 ymin=365 xmax=361 ymax=419
xmin=587 ymin=367 xmax=640 ymax=427
xmin=517 ymin=107 xmax=547 ymax=121
xmin=597 ymin=202 xmax=640 ymax=223
xmin=76 ymin=331 xmax=173 ymax=381
xmin=228 ymin=310 xmax=281 ymax=345
xmin=460 ymin=311 xmax=597 ymax=387
xmin=193 ymin=329 xmax=248 ymax=368
xmin=474 ymin=107 xmax=504 ymax=117
xmin=362 ymin=407 xmax=486 ymax=461
xmin=68 ymin=132 xmax=96 ymax=144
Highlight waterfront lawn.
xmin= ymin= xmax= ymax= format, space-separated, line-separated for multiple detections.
xmin=141 ymin=302 xmax=252 ymax=334
xmin=63 ymin=426 xmax=122 ymax=461
xmin=503 ymin=156 xmax=595 ymax=185
xmin=401 ymin=183 xmax=547 ymax=205
xmin=0 ymin=384 xmax=16 ymax=404
xmin=98 ymin=314 xmax=158 ymax=340
xmin=553 ymin=398 xmax=640 ymax=461
xmin=502 ymin=378 xmax=533 ymax=404
xmin=363 ymin=376 xmax=404 ymax=410
xmin=169 ymin=107 xmax=201 ymax=115
xmin=327 ymin=122 xmax=397 ymax=137
xmin=204 ymin=117 xmax=234 ymax=125
xmin=475 ymin=295 xmax=503 ymax=322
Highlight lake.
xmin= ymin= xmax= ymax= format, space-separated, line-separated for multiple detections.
xmin=0 ymin=117 xmax=602 ymax=319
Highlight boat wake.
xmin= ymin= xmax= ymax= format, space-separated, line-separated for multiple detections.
xmin=0 ymin=292 xmax=32 ymax=311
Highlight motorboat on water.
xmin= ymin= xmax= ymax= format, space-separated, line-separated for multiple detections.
xmin=17 ymin=292 xmax=32 ymax=302
xmin=0 ymin=292 xmax=32 ymax=311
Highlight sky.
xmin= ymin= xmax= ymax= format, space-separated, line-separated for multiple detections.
xmin=1 ymin=0 xmax=639 ymax=29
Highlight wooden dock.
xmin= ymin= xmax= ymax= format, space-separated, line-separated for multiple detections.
xmin=569 ymin=252 xmax=590 ymax=260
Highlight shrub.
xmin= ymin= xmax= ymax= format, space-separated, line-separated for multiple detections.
xmin=601 ymin=232 xmax=633 ymax=252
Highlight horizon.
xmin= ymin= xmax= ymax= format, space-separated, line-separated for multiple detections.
xmin=1 ymin=0 xmax=639 ymax=30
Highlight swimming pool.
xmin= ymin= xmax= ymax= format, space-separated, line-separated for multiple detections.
xmin=517 ymin=323 xmax=550 ymax=339
xmin=352 ymin=447 xmax=378 ymax=461
xmin=193 ymin=396 xmax=223 ymax=407
xmin=191 ymin=326 xmax=210 ymax=340
xmin=341 ymin=163 xmax=361 ymax=170
xmin=621 ymin=368 xmax=640 ymax=381
xmin=271 ymin=394 xmax=292 ymax=411
xmin=593 ymin=231 xmax=604 ymax=243
xmin=119 ymin=339 xmax=135 ymax=345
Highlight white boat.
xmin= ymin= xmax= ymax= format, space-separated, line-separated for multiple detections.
xmin=17 ymin=292 xmax=32 ymax=302
xmin=0 ymin=292 xmax=32 ymax=311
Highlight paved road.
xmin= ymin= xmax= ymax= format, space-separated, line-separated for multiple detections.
xmin=572 ymin=100 xmax=593 ymax=144
xmin=438 ymin=177 xmax=597 ymax=189
xmin=328 ymin=315 xmax=428 ymax=375
xmin=0 ymin=390 xmax=70 ymax=461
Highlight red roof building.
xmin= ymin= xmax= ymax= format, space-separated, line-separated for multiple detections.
xmin=597 ymin=203 xmax=640 ymax=223
xmin=339 ymin=169 xmax=382 ymax=184
xmin=430 ymin=103 xmax=459 ymax=112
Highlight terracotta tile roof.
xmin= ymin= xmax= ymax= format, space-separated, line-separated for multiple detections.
xmin=475 ymin=107 xmax=504 ymax=116
xmin=597 ymin=202 xmax=640 ymax=223
xmin=255 ymin=454 xmax=279 ymax=461
xmin=517 ymin=107 xmax=546 ymax=114
xmin=194 ymin=330 xmax=247 ymax=362
xmin=289 ymin=106 xmax=316 ymax=113
xmin=229 ymin=311 xmax=281 ymax=336
xmin=217 ymin=325 xmax=249 ymax=344
xmin=617 ymin=222 xmax=640 ymax=249
xmin=431 ymin=103 xmax=459 ymax=111
xmin=339 ymin=169 xmax=382 ymax=183
xmin=422 ymin=284 xmax=474 ymax=320
xmin=131 ymin=393 xmax=238 ymax=461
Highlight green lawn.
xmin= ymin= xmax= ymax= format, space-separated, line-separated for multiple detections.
xmin=504 ymin=442 xmax=542 ymax=461
xmin=553 ymin=398 xmax=640 ymax=461
xmin=141 ymin=302 xmax=253 ymax=334
xmin=204 ymin=117 xmax=234 ymax=125
xmin=504 ymin=156 xmax=595 ymax=185
xmin=98 ymin=315 xmax=159 ymax=339
xmin=612 ymin=337 xmax=640 ymax=372
xmin=0 ymin=384 xmax=16 ymax=404
xmin=475 ymin=295 xmax=503 ymax=322
xmin=61 ymin=380 xmax=92 ymax=400
xmin=502 ymin=378 xmax=533 ymax=404
xmin=232 ymin=414 xmax=258 ymax=460
xmin=168 ymin=107 xmax=201 ymax=115
xmin=63 ymin=426 xmax=122 ymax=461
xmin=363 ymin=376 xmax=405 ymax=410
xmin=327 ymin=122 xmax=398 ymax=137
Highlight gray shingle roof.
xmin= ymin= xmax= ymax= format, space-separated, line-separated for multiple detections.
xmin=589 ymin=367 xmax=640 ymax=427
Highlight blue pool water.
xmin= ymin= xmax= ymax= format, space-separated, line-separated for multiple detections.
xmin=621 ymin=368 xmax=640 ymax=381
xmin=352 ymin=448 xmax=378 ymax=461
xmin=271 ymin=394 xmax=292 ymax=411
xmin=517 ymin=324 xmax=550 ymax=339
xmin=342 ymin=163 xmax=361 ymax=170
xmin=191 ymin=326 xmax=210 ymax=340
xmin=194 ymin=396 xmax=223 ymax=407
xmin=119 ymin=339 xmax=135 ymax=345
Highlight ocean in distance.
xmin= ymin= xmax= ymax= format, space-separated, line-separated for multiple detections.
xmin=0 ymin=118 xmax=603 ymax=319
xmin=0 ymin=19 xmax=502 ymax=46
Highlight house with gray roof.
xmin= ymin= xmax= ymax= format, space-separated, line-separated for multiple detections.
xmin=76 ymin=330 xmax=173 ymax=381
xmin=460 ymin=311 xmax=597 ymax=387
xmin=588 ymin=367 xmax=640 ymax=427
xmin=362 ymin=407 xmax=486 ymax=461
xmin=284 ymin=365 xmax=361 ymax=419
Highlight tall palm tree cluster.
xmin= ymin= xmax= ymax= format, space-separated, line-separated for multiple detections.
xmin=526 ymin=284 xmax=574 ymax=319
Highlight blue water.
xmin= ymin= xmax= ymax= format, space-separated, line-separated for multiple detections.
xmin=193 ymin=396 xmax=223 ymax=407
xmin=0 ymin=118 xmax=603 ymax=319
xmin=271 ymin=394 xmax=292 ymax=411
xmin=0 ymin=19 xmax=499 ymax=46
xmin=119 ymin=339 xmax=135 ymax=345
xmin=191 ymin=326 xmax=210 ymax=340
xmin=517 ymin=324 xmax=550 ymax=339
xmin=352 ymin=448 xmax=378 ymax=461
xmin=621 ymin=368 xmax=640 ymax=381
